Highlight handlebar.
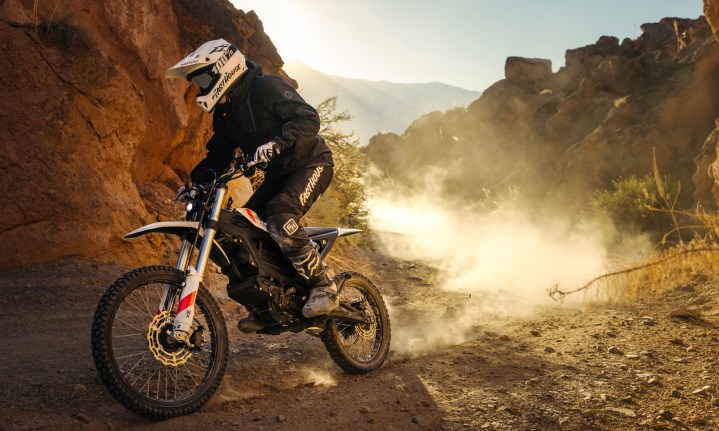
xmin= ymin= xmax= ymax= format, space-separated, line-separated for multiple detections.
xmin=220 ymin=158 xmax=262 ymax=183
xmin=174 ymin=158 xmax=262 ymax=204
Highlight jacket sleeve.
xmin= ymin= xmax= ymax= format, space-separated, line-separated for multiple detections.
xmin=264 ymin=77 xmax=321 ymax=151
xmin=190 ymin=133 xmax=234 ymax=185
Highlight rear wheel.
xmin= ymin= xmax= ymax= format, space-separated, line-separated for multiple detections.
xmin=91 ymin=266 xmax=228 ymax=418
xmin=320 ymin=272 xmax=391 ymax=373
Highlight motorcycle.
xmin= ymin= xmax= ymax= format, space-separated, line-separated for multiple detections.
xmin=90 ymin=157 xmax=391 ymax=418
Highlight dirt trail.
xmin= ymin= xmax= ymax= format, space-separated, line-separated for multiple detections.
xmin=1 ymin=258 xmax=718 ymax=430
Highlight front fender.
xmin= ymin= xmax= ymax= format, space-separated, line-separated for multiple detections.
xmin=125 ymin=221 xmax=200 ymax=239
xmin=124 ymin=221 xmax=231 ymax=269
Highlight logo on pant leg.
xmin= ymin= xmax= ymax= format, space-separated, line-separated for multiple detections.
xmin=283 ymin=218 xmax=299 ymax=236
xmin=299 ymin=166 xmax=324 ymax=206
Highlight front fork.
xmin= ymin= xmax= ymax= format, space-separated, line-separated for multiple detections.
xmin=157 ymin=186 xmax=228 ymax=344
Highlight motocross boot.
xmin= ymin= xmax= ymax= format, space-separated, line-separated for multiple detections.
xmin=302 ymin=275 xmax=339 ymax=318
xmin=237 ymin=311 xmax=265 ymax=333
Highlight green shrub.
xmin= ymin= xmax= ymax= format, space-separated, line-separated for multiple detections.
xmin=591 ymin=173 xmax=681 ymax=244
xmin=316 ymin=97 xmax=371 ymax=232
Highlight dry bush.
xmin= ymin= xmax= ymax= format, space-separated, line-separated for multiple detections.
xmin=582 ymin=243 xmax=719 ymax=303
xmin=551 ymin=211 xmax=719 ymax=303
xmin=554 ymin=149 xmax=718 ymax=303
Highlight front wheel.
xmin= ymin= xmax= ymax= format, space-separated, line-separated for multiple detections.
xmin=321 ymin=272 xmax=391 ymax=373
xmin=91 ymin=266 xmax=228 ymax=419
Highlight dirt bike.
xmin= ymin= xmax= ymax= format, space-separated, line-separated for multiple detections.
xmin=90 ymin=158 xmax=391 ymax=419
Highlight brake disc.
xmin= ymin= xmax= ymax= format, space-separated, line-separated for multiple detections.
xmin=146 ymin=311 xmax=193 ymax=366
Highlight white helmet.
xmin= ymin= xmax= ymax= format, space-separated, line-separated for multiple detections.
xmin=166 ymin=39 xmax=248 ymax=113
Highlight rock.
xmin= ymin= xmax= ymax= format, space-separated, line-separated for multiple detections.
xmin=529 ymin=329 xmax=541 ymax=337
xmin=499 ymin=405 xmax=520 ymax=416
xmin=657 ymin=410 xmax=673 ymax=420
xmin=411 ymin=416 xmax=421 ymax=424
xmin=626 ymin=354 xmax=640 ymax=360
xmin=608 ymin=346 xmax=624 ymax=355
xmin=359 ymin=406 xmax=371 ymax=414
xmin=276 ymin=415 xmax=286 ymax=423
xmin=606 ymin=407 xmax=637 ymax=417
xmin=73 ymin=383 xmax=87 ymax=392
xmin=692 ymin=385 xmax=711 ymax=395
xmin=544 ymin=346 xmax=556 ymax=353
xmin=668 ymin=308 xmax=701 ymax=319
xmin=670 ymin=389 xmax=682 ymax=398
xmin=505 ymin=57 xmax=552 ymax=83
xmin=0 ymin=0 xmax=284 ymax=270
xmin=641 ymin=317 xmax=657 ymax=326
xmin=669 ymin=338 xmax=685 ymax=346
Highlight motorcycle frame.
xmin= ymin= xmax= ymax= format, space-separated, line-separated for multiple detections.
xmin=124 ymin=178 xmax=364 ymax=340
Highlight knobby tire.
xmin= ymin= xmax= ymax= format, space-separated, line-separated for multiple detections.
xmin=321 ymin=272 xmax=391 ymax=373
xmin=91 ymin=266 xmax=228 ymax=419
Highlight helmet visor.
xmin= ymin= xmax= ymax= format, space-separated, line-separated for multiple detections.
xmin=191 ymin=71 xmax=214 ymax=91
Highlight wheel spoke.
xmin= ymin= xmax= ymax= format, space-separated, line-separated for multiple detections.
xmin=329 ymin=280 xmax=385 ymax=364
xmin=105 ymin=278 xmax=221 ymax=402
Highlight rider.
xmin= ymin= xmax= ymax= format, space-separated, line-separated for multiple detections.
xmin=166 ymin=39 xmax=338 ymax=332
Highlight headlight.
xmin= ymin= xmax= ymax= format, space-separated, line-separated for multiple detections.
xmin=186 ymin=202 xmax=194 ymax=212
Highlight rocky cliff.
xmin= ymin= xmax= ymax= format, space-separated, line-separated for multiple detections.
xmin=699 ymin=0 xmax=719 ymax=208
xmin=366 ymin=14 xmax=719 ymax=214
xmin=0 ymin=0 xmax=288 ymax=269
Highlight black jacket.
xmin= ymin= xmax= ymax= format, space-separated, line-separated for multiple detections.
xmin=191 ymin=62 xmax=333 ymax=183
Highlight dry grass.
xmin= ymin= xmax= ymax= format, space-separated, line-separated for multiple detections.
xmin=581 ymin=244 xmax=718 ymax=302
xmin=552 ymin=151 xmax=719 ymax=303
xmin=550 ymin=217 xmax=719 ymax=304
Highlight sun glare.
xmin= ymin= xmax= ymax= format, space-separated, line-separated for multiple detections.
xmin=233 ymin=1 xmax=316 ymax=63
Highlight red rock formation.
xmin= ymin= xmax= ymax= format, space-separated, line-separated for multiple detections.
xmin=366 ymin=16 xmax=719 ymax=215
xmin=696 ymin=0 xmax=719 ymax=208
xmin=0 ymin=0 xmax=288 ymax=269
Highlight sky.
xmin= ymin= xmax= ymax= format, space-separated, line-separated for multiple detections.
xmin=230 ymin=1 xmax=704 ymax=91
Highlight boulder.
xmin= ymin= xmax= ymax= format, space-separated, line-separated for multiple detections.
xmin=504 ymin=57 xmax=552 ymax=83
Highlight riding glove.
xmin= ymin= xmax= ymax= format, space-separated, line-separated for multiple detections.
xmin=254 ymin=141 xmax=280 ymax=163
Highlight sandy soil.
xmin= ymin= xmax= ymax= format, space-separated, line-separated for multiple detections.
xmin=1 ymin=256 xmax=718 ymax=431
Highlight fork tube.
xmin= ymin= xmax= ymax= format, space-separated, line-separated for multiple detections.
xmin=176 ymin=240 xmax=192 ymax=271
xmin=172 ymin=186 xmax=228 ymax=341
xmin=194 ymin=186 xmax=227 ymax=275
xmin=156 ymin=240 xmax=193 ymax=314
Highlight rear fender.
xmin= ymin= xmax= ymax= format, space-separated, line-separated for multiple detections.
xmin=124 ymin=221 xmax=231 ymax=269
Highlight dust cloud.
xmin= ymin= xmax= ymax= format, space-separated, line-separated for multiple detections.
xmin=368 ymin=186 xmax=651 ymax=357
xmin=301 ymin=367 xmax=338 ymax=387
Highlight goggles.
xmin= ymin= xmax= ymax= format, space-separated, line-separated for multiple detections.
xmin=191 ymin=70 xmax=215 ymax=91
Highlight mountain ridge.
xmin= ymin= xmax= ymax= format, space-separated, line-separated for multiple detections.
xmin=285 ymin=60 xmax=481 ymax=144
